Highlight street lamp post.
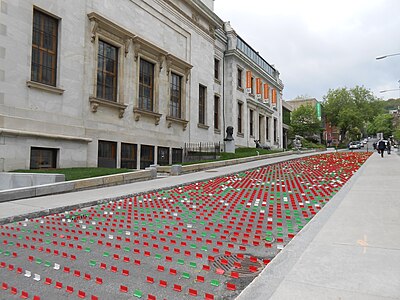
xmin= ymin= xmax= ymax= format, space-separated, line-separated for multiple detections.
xmin=376 ymin=52 xmax=400 ymax=60
xmin=376 ymin=53 xmax=400 ymax=153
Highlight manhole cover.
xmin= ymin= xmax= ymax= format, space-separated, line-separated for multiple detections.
xmin=212 ymin=254 xmax=265 ymax=278
xmin=229 ymin=232 xmax=275 ymax=245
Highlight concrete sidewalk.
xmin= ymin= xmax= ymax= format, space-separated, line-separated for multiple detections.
xmin=1 ymin=150 xmax=399 ymax=299
xmin=238 ymin=150 xmax=400 ymax=299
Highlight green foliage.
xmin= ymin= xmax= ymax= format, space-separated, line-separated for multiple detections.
xmin=369 ymin=113 xmax=394 ymax=138
xmin=12 ymin=168 xmax=133 ymax=181
xmin=383 ymin=98 xmax=400 ymax=111
xmin=323 ymin=86 xmax=383 ymax=141
xmin=290 ymin=104 xmax=322 ymax=138
xmin=393 ymin=123 xmax=400 ymax=142
xmin=301 ymin=139 xmax=325 ymax=149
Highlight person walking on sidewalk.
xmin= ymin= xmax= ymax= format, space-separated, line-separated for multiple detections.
xmin=387 ymin=138 xmax=391 ymax=155
xmin=377 ymin=138 xmax=386 ymax=158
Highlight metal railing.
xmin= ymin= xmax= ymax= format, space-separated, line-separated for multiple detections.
xmin=183 ymin=142 xmax=221 ymax=163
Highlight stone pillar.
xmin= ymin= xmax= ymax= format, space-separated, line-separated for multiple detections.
xmin=225 ymin=140 xmax=235 ymax=153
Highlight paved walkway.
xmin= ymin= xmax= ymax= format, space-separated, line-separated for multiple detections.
xmin=239 ymin=150 xmax=400 ymax=300
xmin=1 ymin=149 xmax=399 ymax=299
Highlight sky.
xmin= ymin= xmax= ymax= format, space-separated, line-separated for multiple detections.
xmin=213 ymin=0 xmax=400 ymax=102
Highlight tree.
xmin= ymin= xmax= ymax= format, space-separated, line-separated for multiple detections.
xmin=290 ymin=104 xmax=321 ymax=140
xmin=393 ymin=123 xmax=400 ymax=143
xmin=323 ymin=86 xmax=383 ymax=141
xmin=369 ymin=113 xmax=393 ymax=138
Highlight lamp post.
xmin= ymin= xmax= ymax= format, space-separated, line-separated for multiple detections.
xmin=376 ymin=52 xmax=400 ymax=151
xmin=380 ymin=80 xmax=400 ymax=97
xmin=376 ymin=52 xmax=400 ymax=60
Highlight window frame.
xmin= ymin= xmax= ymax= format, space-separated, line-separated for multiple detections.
xmin=121 ymin=142 xmax=137 ymax=169
xmin=249 ymin=109 xmax=254 ymax=137
xmin=96 ymin=39 xmax=119 ymax=102
xmin=30 ymin=8 xmax=60 ymax=89
xmin=165 ymin=53 xmax=192 ymax=130
xmin=98 ymin=140 xmax=117 ymax=168
xmin=30 ymin=147 xmax=58 ymax=169
xmin=214 ymin=95 xmax=220 ymax=130
xmin=237 ymin=102 xmax=243 ymax=134
xmin=138 ymin=58 xmax=155 ymax=111
xmin=169 ymin=72 xmax=182 ymax=119
xmin=198 ymin=84 xmax=207 ymax=126
xmin=237 ymin=68 xmax=243 ymax=88
xmin=157 ymin=146 xmax=170 ymax=166
xmin=214 ymin=58 xmax=220 ymax=80
xmin=88 ymin=12 xmax=128 ymax=117
xmin=140 ymin=144 xmax=154 ymax=169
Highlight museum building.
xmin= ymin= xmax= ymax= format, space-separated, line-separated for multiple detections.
xmin=0 ymin=0 xmax=284 ymax=171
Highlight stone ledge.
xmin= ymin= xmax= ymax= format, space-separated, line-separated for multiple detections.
xmin=159 ymin=151 xmax=294 ymax=175
xmin=0 ymin=170 xmax=155 ymax=202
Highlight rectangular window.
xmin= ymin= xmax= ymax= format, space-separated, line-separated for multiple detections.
xmin=97 ymin=40 xmax=118 ymax=101
xmin=139 ymin=59 xmax=154 ymax=111
xmin=170 ymin=73 xmax=182 ymax=118
xmin=274 ymin=118 xmax=277 ymax=143
xmin=266 ymin=117 xmax=270 ymax=140
xmin=249 ymin=109 xmax=254 ymax=136
xmin=250 ymin=77 xmax=254 ymax=95
xmin=237 ymin=68 xmax=242 ymax=88
xmin=98 ymin=140 xmax=117 ymax=168
xmin=30 ymin=147 xmax=57 ymax=169
xmin=140 ymin=145 xmax=154 ymax=169
xmin=172 ymin=148 xmax=183 ymax=164
xmin=238 ymin=102 xmax=243 ymax=133
xmin=31 ymin=9 xmax=58 ymax=86
xmin=121 ymin=143 xmax=137 ymax=169
xmin=214 ymin=58 xmax=220 ymax=80
xmin=158 ymin=147 xmax=169 ymax=166
xmin=214 ymin=95 xmax=220 ymax=130
xmin=199 ymin=85 xmax=206 ymax=125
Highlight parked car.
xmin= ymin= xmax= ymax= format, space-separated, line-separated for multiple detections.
xmin=348 ymin=141 xmax=361 ymax=150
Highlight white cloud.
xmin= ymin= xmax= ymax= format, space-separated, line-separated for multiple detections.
xmin=214 ymin=0 xmax=400 ymax=101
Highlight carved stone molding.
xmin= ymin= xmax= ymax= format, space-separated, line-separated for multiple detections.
xmin=91 ymin=102 xmax=99 ymax=113
xmin=133 ymin=108 xmax=162 ymax=125
xmin=26 ymin=81 xmax=65 ymax=95
xmin=89 ymin=97 xmax=127 ymax=118
xmin=158 ymin=54 xmax=165 ymax=72
xmin=124 ymin=38 xmax=132 ymax=57
xmin=132 ymin=39 xmax=141 ymax=61
xmin=166 ymin=116 xmax=189 ymax=131
xmin=90 ymin=19 xmax=98 ymax=43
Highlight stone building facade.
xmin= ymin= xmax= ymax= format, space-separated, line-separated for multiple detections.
xmin=0 ymin=0 xmax=283 ymax=171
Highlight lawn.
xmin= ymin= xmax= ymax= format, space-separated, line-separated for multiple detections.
xmin=12 ymin=148 xmax=282 ymax=180
xmin=12 ymin=167 xmax=134 ymax=181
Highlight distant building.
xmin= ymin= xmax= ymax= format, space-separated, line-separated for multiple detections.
xmin=287 ymin=97 xmax=334 ymax=144
xmin=287 ymin=97 xmax=319 ymax=110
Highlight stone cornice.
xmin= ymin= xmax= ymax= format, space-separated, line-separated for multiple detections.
xmin=0 ymin=128 xmax=92 ymax=143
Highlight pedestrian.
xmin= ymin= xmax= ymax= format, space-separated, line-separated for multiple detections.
xmin=377 ymin=138 xmax=386 ymax=158
xmin=387 ymin=139 xmax=391 ymax=155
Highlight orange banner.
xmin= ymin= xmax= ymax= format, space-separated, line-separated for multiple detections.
xmin=263 ymin=83 xmax=269 ymax=99
xmin=256 ymin=78 xmax=262 ymax=95
xmin=246 ymin=71 xmax=252 ymax=89
xmin=272 ymin=89 xmax=277 ymax=105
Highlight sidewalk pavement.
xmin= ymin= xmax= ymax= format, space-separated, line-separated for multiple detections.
xmin=1 ymin=150 xmax=399 ymax=299
xmin=238 ymin=150 xmax=400 ymax=300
